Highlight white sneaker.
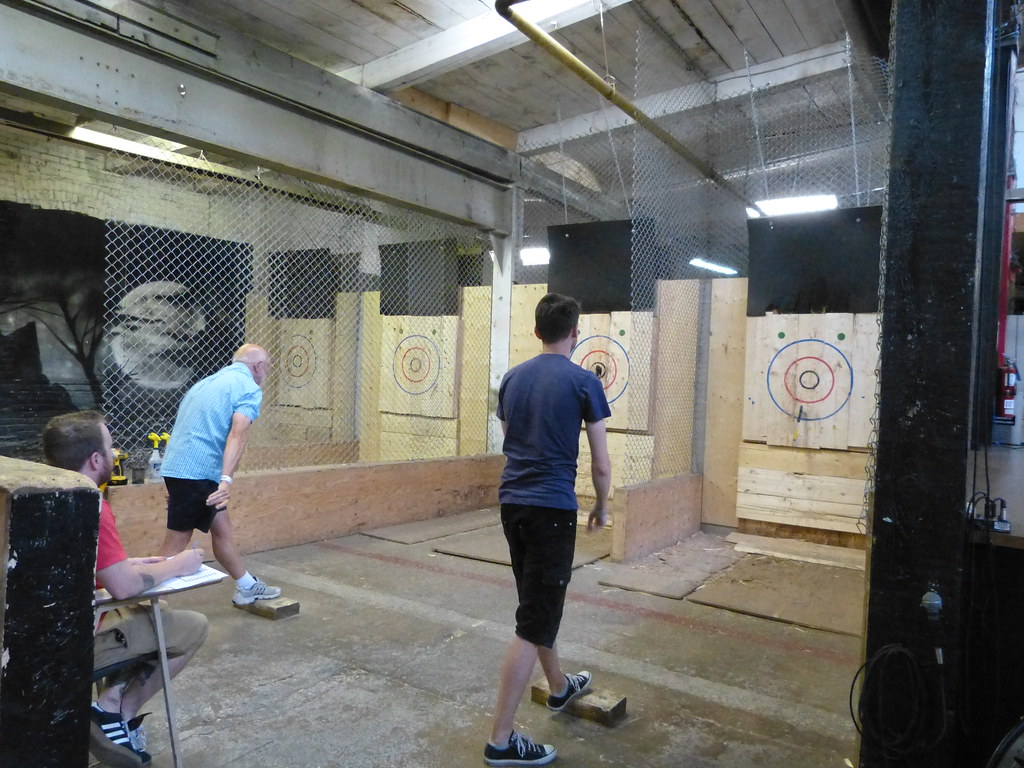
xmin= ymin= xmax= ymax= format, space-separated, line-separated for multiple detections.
xmin=232 ymin=578 xmax=281 ymax=605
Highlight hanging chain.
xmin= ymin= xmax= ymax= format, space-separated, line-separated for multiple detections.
xmin=744 ymin=48 xmax=770 ymax=203
xmin=845 ymin=33 xmax=862 ymax=206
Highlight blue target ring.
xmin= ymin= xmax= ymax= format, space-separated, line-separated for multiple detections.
xmin=766 ymin=338 xmax=853 ymax=421
xmin=392 ymin=334 xmax=441 ymax=396
xmin=571 ymin=334 xmax=630 ymax=404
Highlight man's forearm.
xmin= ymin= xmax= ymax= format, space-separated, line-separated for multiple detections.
xmin=220 ymin=432 xmax=248 ymax=479
xmin=591 ymin=460 xmax=611 ymax=508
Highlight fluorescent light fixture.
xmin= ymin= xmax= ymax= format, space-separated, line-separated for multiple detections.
xmin=69 ymin=126 xmax=185 ymax=160
xmin=520 ymin=247 xmax=550 ymax=266
xmin=749 ymin=194 xmax=838 ymax=217
xmin=689 ymin=258 xmax=738 ymax=275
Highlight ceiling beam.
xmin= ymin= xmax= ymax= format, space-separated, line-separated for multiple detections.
xmin=0 ymin=1 xmax=619 ymax=225
xmin=338 ymin=0 xmax=633 ymax=91
xmin=0 ymin=2 xmax=512 ymax=233
xmin=517 ymin=41 xmax=849 ymax=152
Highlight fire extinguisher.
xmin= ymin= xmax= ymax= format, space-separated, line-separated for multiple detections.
xmin=998 ymin=355 xmax=1018 ymax=420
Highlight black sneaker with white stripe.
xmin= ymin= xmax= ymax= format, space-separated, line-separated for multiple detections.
xmin=89 ymin=703 xmax=151 ymax=767
xmin=546 ymin=670 xmax=592 ymax=712
xmin=483 ymin=730 xmax=556 ymax=766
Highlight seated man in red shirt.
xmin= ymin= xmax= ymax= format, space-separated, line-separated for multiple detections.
xmin=43 ymin=411 xmax=208 ymax=768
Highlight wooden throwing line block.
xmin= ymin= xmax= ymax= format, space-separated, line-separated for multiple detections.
xmin=233 ymin=596 xmax=300 ymax=620
xmin=530 ymin=678 xmax=627 ymax=726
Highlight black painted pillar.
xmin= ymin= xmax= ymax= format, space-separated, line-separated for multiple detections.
xmin=862 ymin=1 xmax=998 ymax=766
xmin=0 ymin=457 xmax=100 ymax=767
xmin=864 ymin=0 xmax=999 ymax=765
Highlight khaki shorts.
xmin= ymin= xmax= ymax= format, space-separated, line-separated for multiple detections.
xmin=94 ymin=605 xmax=208 ymax=672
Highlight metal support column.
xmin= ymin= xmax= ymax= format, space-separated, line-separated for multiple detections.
xmin=862 ymin=1 xmax=998 ymax=765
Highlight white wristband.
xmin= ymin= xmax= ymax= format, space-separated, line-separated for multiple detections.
xmin=220 ymin=475 xmax=233 ymax=485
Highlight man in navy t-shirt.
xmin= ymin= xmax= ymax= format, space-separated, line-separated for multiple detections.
xmin=483 ymin=293 xmax=612 ymax=767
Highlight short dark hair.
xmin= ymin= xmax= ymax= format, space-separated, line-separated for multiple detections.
xmin=535 ymin=293 xmax=581 ymax=343
xmin=42 ymin=410 xmax=107 ymax=471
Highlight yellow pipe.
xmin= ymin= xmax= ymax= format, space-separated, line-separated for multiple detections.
xmin=496 ymin=0 xmax=761 ymax=213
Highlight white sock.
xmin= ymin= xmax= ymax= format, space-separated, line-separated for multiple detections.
xmin=554 ymin=676 xmax=569 ymax=697
xmin=236 ymin=572 xmax=257 ymax=590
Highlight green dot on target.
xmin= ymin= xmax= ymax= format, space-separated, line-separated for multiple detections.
xmin=837 ymin=333 xmax=846 ymax=341
xmin=618 ymin=329 xmax=625 ymax=336
xmin=777 ymin=332 xmax=785 ymax=339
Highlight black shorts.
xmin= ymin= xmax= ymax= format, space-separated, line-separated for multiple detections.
xmin=164 ymin=477 xmax=220 ymax=533
xmin=501 ymin=503 xmax=577 ymax=649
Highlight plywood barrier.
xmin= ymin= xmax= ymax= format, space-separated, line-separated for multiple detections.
xmin=737 ymin=518 xmax=866 ymax=549
xmin=358 ymin=291 xmax=383 ymax=462
xmin=735 ymin=442 xmax=869 ymax=535
xmin=459 ymin=285 xmax=492 ymax=455
xmin=702 ymin=278 xmax=747 ymax=527
xmin=611 ymin=473 xmax=702 ymax=562
xmin=652 ymin=280 xmax=700 ymax=478
xmin=510 ymin=284 xmax=548 ymax=367
xmin=107 ymin=454 xmax=503 ymax=556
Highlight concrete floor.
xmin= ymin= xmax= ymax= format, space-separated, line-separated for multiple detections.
xmin=124 ymin=527 xmax=861 ymax=768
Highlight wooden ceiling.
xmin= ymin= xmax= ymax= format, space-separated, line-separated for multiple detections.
xmin=151 ymin=0 xmax=879 ymax=143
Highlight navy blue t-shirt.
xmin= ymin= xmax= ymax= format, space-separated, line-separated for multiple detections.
xmin=497 ymin=353 xmax=611 ymax=510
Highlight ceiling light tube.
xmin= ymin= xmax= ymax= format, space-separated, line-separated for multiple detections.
xmin=689 ymin=257 xmax=738 ymax=275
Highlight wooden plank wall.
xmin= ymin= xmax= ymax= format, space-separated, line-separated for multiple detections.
xmin=510 ymin=283 xmax=548 ymax=367
xmin=701 ymin=278 xmax=747 ymax=527
xmin=652 ymin=280 xmax=700 ymax=478
xmin=611 ymin=473 xmax=702 ymax=562
xmin=358 ymin=291 xmax=382 ymax=462
xmin=458 ymin=285 xmax=491 ymax=455
xmin=332 ymin=293 xmax=360 ymax=442
xmin=736 ymin=443 xmax=869 ymax=534
xmin=107 ymin=455 xmax=504 ymax=556
xmin=737 ymin=312 xmax=877 ymax=542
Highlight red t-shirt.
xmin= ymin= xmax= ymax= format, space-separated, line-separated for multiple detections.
xmin=96 ymin=498 xmax=128 ymax=575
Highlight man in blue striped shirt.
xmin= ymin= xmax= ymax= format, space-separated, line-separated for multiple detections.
xmin=158 ymin=344 xmax=282 ymax=606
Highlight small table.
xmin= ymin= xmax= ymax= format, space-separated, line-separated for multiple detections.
xmin=94 ymin=565 xmax=225 ymax=768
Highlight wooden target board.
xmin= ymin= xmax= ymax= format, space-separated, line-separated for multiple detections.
xmin=276 ymin=319 xmax=332 ymax=410
xmin=379 ymin=316 xmax=458 ymax=418
xmin=571 ymin=311 xmax=651 ymax=432
xmin=742 ymin=313 xmax=878 ymax=449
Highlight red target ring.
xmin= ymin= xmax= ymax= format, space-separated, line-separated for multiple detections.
xmin=579 ymin=349 xmax=618 ymax=392
xmin=782 ymin=355 xmax=836 ymax=404
xmin=570 ymin=335 xmax=630 ymax=404
xmin=766 ymin=339 xmax=853 ymax=421
xmin=400 ymin=345 xmax=432 ymax=384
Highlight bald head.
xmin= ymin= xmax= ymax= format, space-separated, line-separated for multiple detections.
xmin=234 ymin=344 xmax=271 ymax=386
xmin=234 ymin=344 xmax=268 ymax=364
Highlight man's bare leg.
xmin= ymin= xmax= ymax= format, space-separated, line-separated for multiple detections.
xmin=489 ymin=634 xmax=540 ymax=747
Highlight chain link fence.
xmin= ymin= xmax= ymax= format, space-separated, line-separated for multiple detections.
xmin=102 ymin=147 xmax=492 ymax=475
xmin=517 ymin=24 xmax=891 ymax=496
xmin=1 ymin=17 xmax=891 ymax=496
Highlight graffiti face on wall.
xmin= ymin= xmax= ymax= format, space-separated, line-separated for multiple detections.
xmin=0 ymin=202 xmax=251 ymax=461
